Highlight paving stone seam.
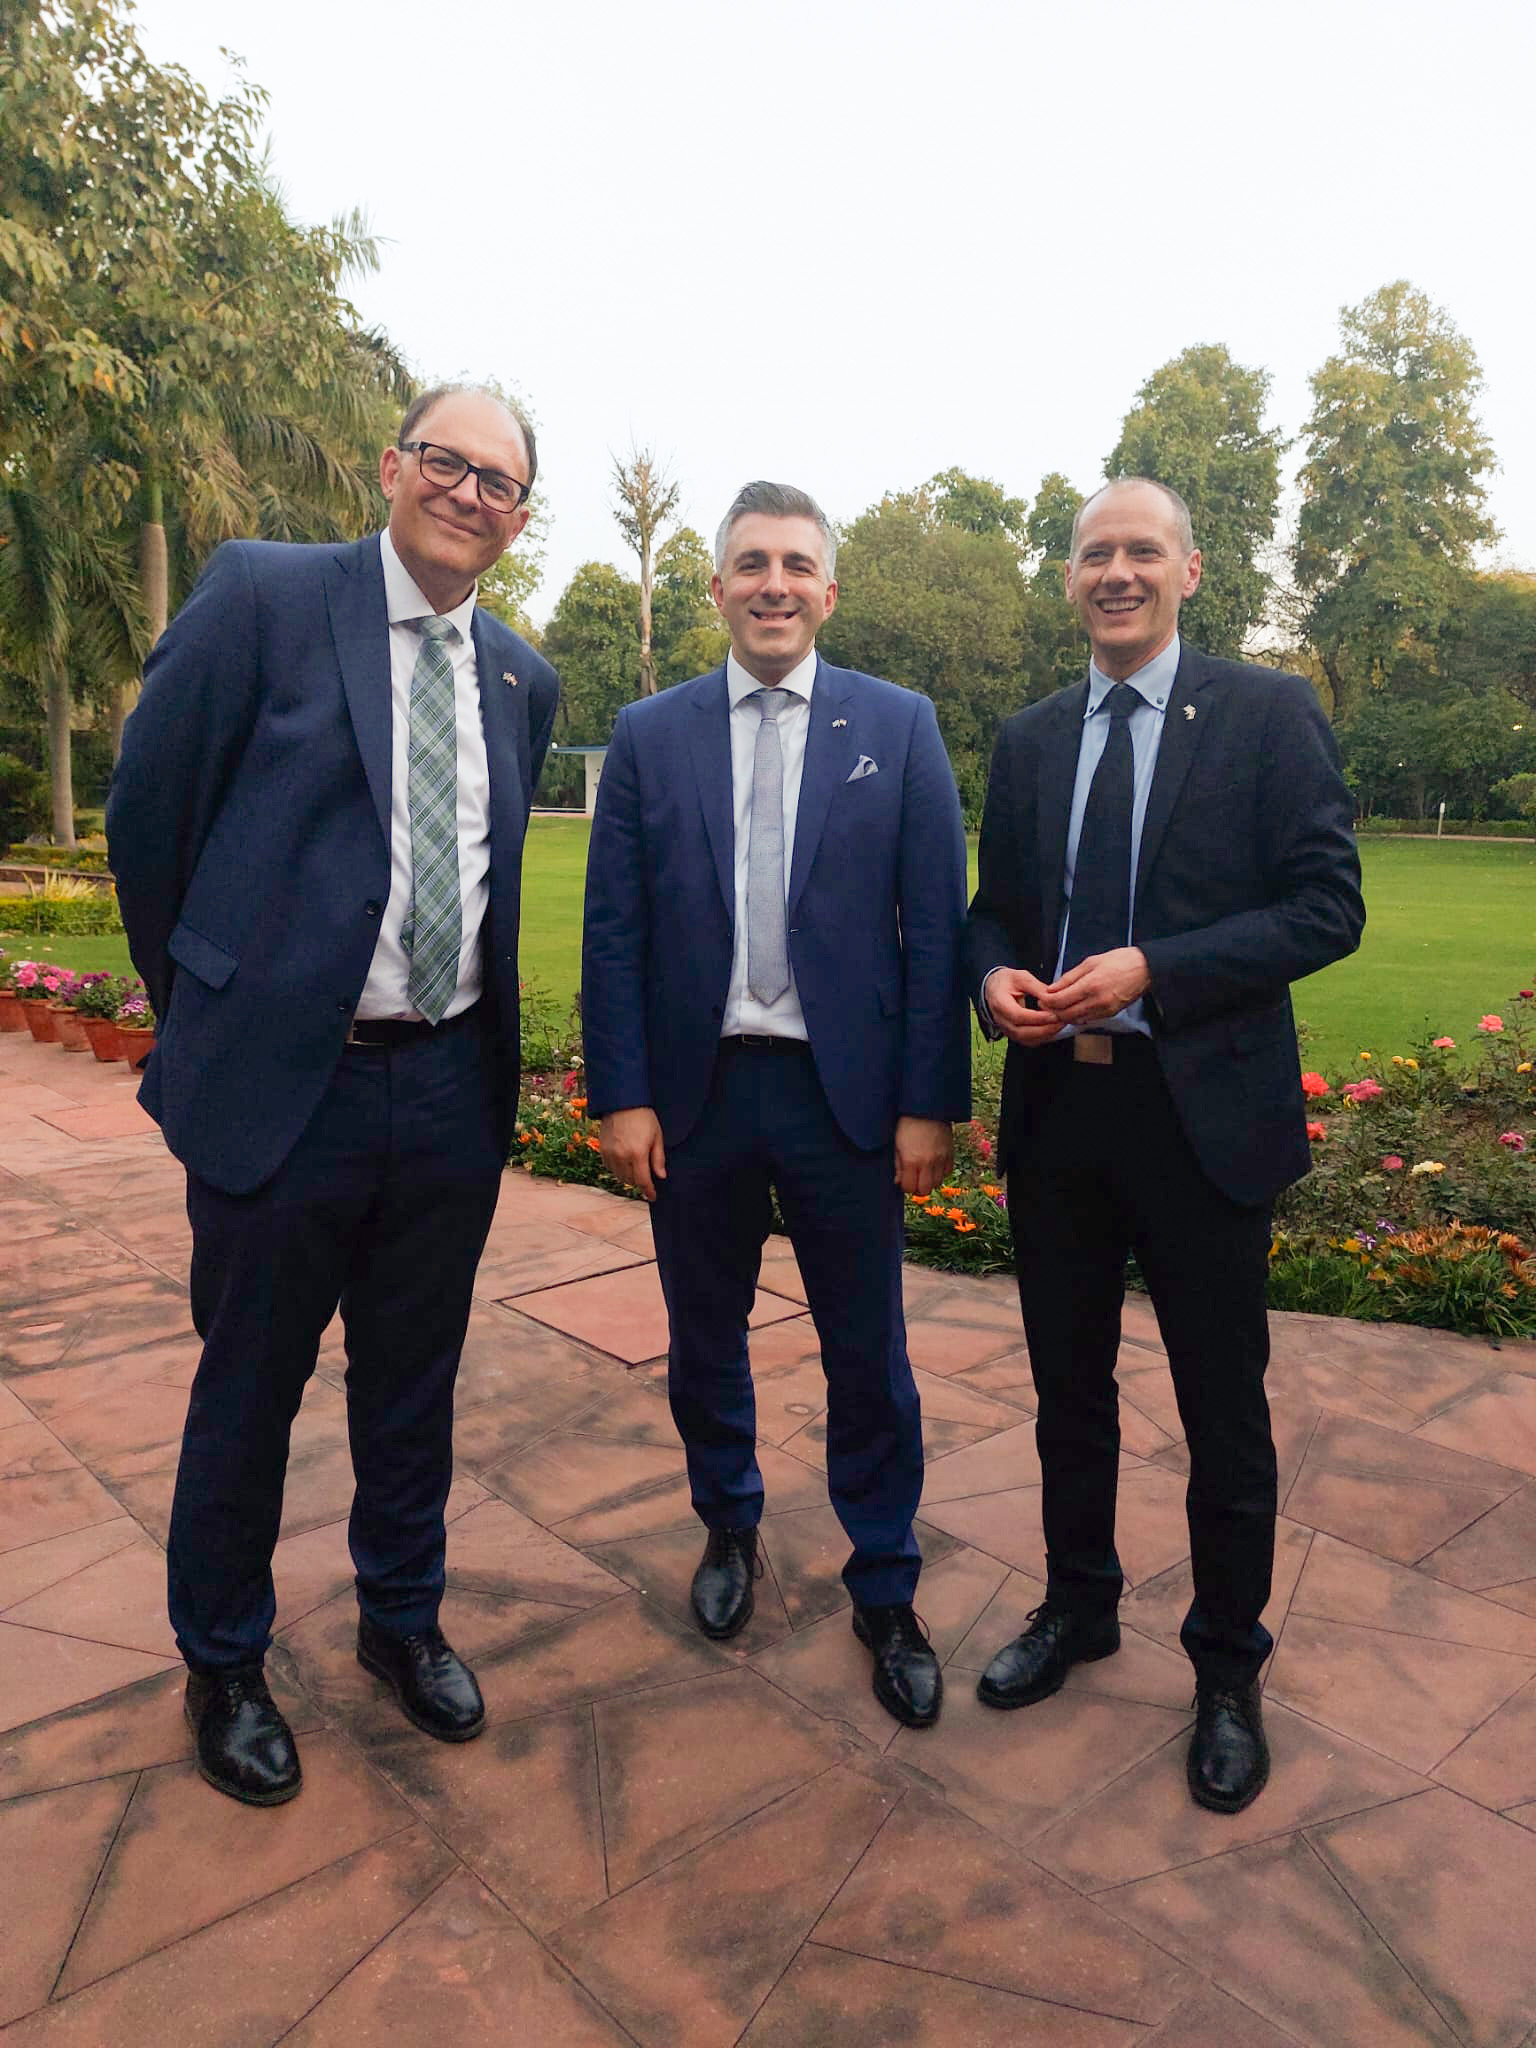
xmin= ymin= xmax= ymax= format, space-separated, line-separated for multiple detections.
xmin=1413 ymin=1489 xmax=1536 ymax=1574
xmin=1268 ymin=1680 xmax=1534 ymax=1795
xmin=1260 ymin=1526 xmax=1316 ymax=1684
xmin=40 ymin=1766 xmax=141 ymax=2012
xmin=1276 ymin=1412 xmax=1327 ymax=1521
xmin=587 ymin=1699 xmax=612 ymax=1903
xmin=1285 ymin=1594 xmax=1536 ymax=1652
xmin=803 ymin=1932 xmax=1187 ymax=2029
xmin=1300 ymin=1817 xmax=1473 ymax=2048
xmin=0 ymin=1522 xmax=143 ymax=1609
xmin=1427 ymin=1675 xmax=1536 ymax=1792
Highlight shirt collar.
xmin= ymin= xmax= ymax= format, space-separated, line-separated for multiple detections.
xmin=726 ymin=647 xmax=818 ymax=709
xmin=380 ymin=528 xmax=478 ymax=644
xmin=1086 ymin=635 xmax=1181 ymax=717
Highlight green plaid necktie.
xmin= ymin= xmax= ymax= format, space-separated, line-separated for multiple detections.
xmin=403 ymin=615 xmax=462 ymax=1023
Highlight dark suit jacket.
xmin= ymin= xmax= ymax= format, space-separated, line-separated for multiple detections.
xmin=107 ymin=534 xmax=559 ymax=1195
xmin=965 ymin=647 xmax=1364 ymax=1208
xmin=582 ymin=658 xmax=971 ymax=1151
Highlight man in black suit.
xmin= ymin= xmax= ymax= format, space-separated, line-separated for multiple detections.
xmin=965 ymin=478 xmax=1363 ymax=1812
xmin=110 ymin=386 xmax=558 ymax=1805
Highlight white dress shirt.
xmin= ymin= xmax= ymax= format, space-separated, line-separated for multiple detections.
xmin=355 ymin=530 xmax=492 ymax=1020
xmin=720 ymin=647 xmax=817 ymax=1039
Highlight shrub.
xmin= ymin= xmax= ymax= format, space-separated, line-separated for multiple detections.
xmin=0 ymin=876 xmax=123 ymax=935
xmin=0 ymin=757 xmax=51 ymax=846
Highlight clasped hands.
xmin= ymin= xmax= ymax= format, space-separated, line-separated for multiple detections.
xmin=600 ymin=1108 xmax=955 ymax=1203
xmin=984 ymin=947 xmax=1151 ymax=1045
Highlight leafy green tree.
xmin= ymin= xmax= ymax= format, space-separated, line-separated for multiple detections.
xmin=1294 ymin=282 xmax=1497 ymax=724
xmin=1019 ymin=471 xmax=1087 ymax=697
xmin=541 ymin=563 xmax=642 ymax=743
xmin=652 ymin=527 xmax=728 ymax=683
xmin=1026 ymin=472 xmax=1082 ymax=578
xmin=1106 ymin=343 xmax=1283 ymax=655
xmin=926 ymin=467 xmax=1029 ymax=548
xmin=1342 ymin=687 xmax=1535 ymax=819
xmin=1437 ymin=570 xmax=1536 ymax=713
xmin=610 ymin=445 xmax=680 ymax=696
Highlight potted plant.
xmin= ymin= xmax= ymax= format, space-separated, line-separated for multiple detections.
xmin=43 ymin=969 xmax=89 ymax=1049
xmin=70 ymin=972 xmax=127 ymax=1061
xmin=12 ymin=958 xmax=60 ymax=1042
xmin=0 ymin=951 xmax=27 ymax=1032
xmin=114 ymin=985 xmax=157 ymax=1067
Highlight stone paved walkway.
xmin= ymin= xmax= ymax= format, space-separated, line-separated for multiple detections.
xmin=3 ymin=1024 xmax=1536 ymax=2045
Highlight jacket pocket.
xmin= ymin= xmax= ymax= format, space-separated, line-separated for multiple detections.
xmin=167 ymin=920 xmax=239 ymax=990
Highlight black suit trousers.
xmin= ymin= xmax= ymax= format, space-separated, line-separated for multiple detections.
xmin=1006 ymin=1036 xmax=1277 ymax=1688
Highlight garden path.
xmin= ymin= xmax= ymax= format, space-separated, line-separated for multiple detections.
xmin=2 ymin=1025 xmax=1536 ymax=2046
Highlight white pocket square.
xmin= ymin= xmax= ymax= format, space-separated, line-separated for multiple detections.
xmin=846 ymin=755 xmax=878 ymax=783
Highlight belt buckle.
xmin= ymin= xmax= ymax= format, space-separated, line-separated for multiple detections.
xmin=1073 ymin=1033 xmax=1113 ymax=1065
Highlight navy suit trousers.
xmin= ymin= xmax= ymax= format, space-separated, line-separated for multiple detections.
xmin=167 ymin=1012 xmax=504 ymax=1670
xmin=648 ymin=1040 xmax=924 ymax=1608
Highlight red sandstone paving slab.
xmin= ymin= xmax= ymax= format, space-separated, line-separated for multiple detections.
xmin=4 ymin=1535 xmax=174 ymax=1658
xmin=0 ymin=1278 xmax=191 ymax=1376
xmin=887 ymin=1684 xmax=1192 ymax=1847
xmin=1417 ymin=1371 xmax=1536 ymax=1481
xmin=584 ymin=1522 xmax=794 ymax=1653
xmin=0 ymin=1517 xmax=138 ymax=1609
xmin=451 ymin=1369 xmax=617 ymax=1473
xmin=595 ymin=1666 xmax=854 ymax=1891
xmin=951 ymin=1575 xmax=1195 ymax=1712
xmin=513 ymin=1261 xmax=806 ymax=1365
xmin=1323 ymin=1320 xmax=1512 ymax=1422
xmin=917 ymin=1481 xmax=1050 ymax=1577
xmin=1142 ymin=1983 xmax=1309 ymax=2047
xmin=0 ymin=1827 xmax=457 ymax=2048
xmin=1487 ymin=1577 xmax=1536 ymax=1618
xmin=0 ymin=1463 xmax=127 ymax=1557
xmin=1122 ymin=1519 xmax=1315 ymax=1680
xmin=56 ymin=1732 xmax=416 ymax=1998
xmin=34 ymin=1101 xmax=158 ymax=1142
xmin=270 ymin=1516 xmax=356 ymax=1631
xmin=1310 ymin=1786 xmax=1536 ymax=2048
xmin=0 ymin=1621 xmax=175 ymax=1736
xmin=1267 ymin=1615 xmax=1536 ymax=1774
xmin=0 ymin=1229 xmax=149 ymax=1307
xmin=552 ymin=1441 xmax=828 ymax=1550
xmin=444 ymin=1497 xmax=628 ymax=1608
xmin=40 ymin=1380 xmax=188 ymax=1472
xmin=472 ymin=1591 xmax=729 ymax=1724
xmin=549 ymin=1760 xmax=901 ymax=2048
xmin=1420 ymin=1482 xmax=1536 ymax=1592
xmin=0 ymin=1193 xmax=80 ymax=1244
xmin=756 ymin=1235 xmax=809 ymax=1305
xmin=470 ymin=1220 xmax=650 ymax=1301
xmin=483 ymin=1430 xmax=689 ymax=1530
xmin=560 ymin=1196 xmax=661 ymax=1255
xmin=12 ymin=1150 xmax=184 ymax=1212
xmin=904 ymin=1303 xmax=1030 ymax=1377
xmin=492 ymin=1168 xmax=630 ymax=1224
xmin=0 ymin=1380 xmax=29 ymax=1426
xmin=754 ymin=1503 xmax=959 ymax=1630
xmin=1031 ymin=1698 xmax=1431 ymax=1894
xmin=446 ymin=1299 xmax=611 ymax=1410
xmin=1263 ymin=1323 xmax=1425 ymax=1430
xmin=561 ymin=1375 xmax=684 ymax=1448
xmin=814 ymin=1785 xmax=1191 ymax=2023
xmin=741 ymin=1945 xmax=1147 ymax=2047
xmin=947 ymin=1348 xmax=1038 ymax=1409
xmin=1432 ymin=1673 xmax=1536 ymax=1810
xmin=1288 ymin=1530 xmax=1536 ymax=1653
xmin=920 ymin=1417 xmax=1042 ymax=1502
xmin=0 ymin=1775 xmax=136 ymax=2026
xmin=284 ymin=1865 xmax=633 ymax=2048
xmin=366 ymin=1708 xmax=605 ymax=1934
xmin=10 ymin=1339 xmax=203 ymax=1423
xmin=1283 ymin=1411 xmax=1526 ymax=1563
xmin=0 ymin=1418 xmax=77 ymax=1480
xmin=1106 ymin=1832 xmax=1461 ymax=2048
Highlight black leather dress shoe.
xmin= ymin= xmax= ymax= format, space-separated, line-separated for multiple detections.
xmin=184 ymin=1664 xmax=302 ymax=1806
xmin=852 ymin=1603 xmax=943 ymax=1727
xmin=976 ymin=1605 xmax=1120 ymax=1709
xmin=690 ymin=1527 xmax=760 ymax=1640
xmin=356 ymin=1617 xmax=485 ymax=1741
xmin=1187 ymin=1680 xmax=1269 ymax=1812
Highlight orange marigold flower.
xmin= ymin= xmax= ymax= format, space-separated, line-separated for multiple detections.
xmin=923 ymin=1204 xmax=944 ymax=1217
xmin=945 ymin=1207 xmax=966 ymax=1222
xmin=953 ymin=1218 xmax=977 ymax=1234
xmin=572 ymin=1097 xmax=588 ymax=1111
xmin=939 ymin=1185 xmax=964 ymax=1197
xmin=586 ymin=1136 xmax=602 ymax=1151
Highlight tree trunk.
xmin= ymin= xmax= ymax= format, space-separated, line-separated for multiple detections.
xmin=44 ymin=656 xmax=75 ymax=848
xmin=638 ymin=533 xmax=656 ymax=696
xmin=116 ymin=477 xmax=168 ymax=763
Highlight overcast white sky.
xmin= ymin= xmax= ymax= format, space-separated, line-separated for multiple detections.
xmin=131 ymin=0 xmax=1536 ymax=623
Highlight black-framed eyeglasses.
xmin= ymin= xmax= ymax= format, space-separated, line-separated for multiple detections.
xmin=400 ymin=440 xmax=530 ymax=514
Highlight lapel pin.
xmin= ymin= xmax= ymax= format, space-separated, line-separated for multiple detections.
xmin=503 ymin=671 xmax=519 ymax=686
xmin=1183 ymin=704 xmax=1196 ymax=720
xmin=832 ymin=717 xmax=847 ymax=728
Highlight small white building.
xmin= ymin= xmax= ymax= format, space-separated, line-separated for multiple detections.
xmin=546 ymin=743 xmax=608 ymax=817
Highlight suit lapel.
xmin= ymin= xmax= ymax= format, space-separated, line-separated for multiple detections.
xmin=1134 ymin=646 xmax=1208 ymax=916
xmin=788 ymin=660 xmax=856 ymax=922
xmin=686 ymin=669 xmax=735 ymax=923
xmin=325 ymin=536 xmax=392 ymax=848
xmin=473 ymin=612 xmax=527 ymax=890
xmin=1036 ymin=680 xmax=1089 ymax=968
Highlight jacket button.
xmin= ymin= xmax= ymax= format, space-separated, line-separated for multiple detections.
xmin=336 ymin=999 xmax=350 ymax=1013
xmin=365 ymin=901 xmax=381 ymax=918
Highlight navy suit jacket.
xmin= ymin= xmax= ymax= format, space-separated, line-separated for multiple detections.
xmin=107 ymin=533 xmax=559 ymax=1195
xmin=582 ymin=659 xmax=971 ymax=1152
xmin=965 ymin=648 xmax=1364 ymax=1208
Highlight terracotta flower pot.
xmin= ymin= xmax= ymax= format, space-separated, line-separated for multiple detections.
xmin=81 ymin=1016 xmax=122 ymax=1062
xmin=24 ymin=1000 xmax=57 ymax=1042
xmin=115 ymin=1024 xmax=155 ymax=1070
xmin=52 ymin=1006 xmax=90 ymax=1051
xmin=0 ymin=989 xmax=26 ymax=1031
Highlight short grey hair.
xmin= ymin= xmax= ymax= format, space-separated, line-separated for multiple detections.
xmin=1070 ymin=477 xmax=1194 ymax=558
xmin=398 ymin=383 xmax=538 ymax=493
xmin=714 ymin=480 xmax=838 ymax=579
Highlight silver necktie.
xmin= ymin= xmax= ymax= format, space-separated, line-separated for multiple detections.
xmin=746 ymin=688 xmax=791 ymax=1005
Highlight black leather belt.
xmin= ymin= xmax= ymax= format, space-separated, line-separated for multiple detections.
xmin=344 ymin=1004 xmax=480 ymax=1050
xmin=719 ymin=1034 xmax=812 ymax=1053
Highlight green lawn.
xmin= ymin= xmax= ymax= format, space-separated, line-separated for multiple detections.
xmin=8 ymin=827 xmax=1533 ymax=1077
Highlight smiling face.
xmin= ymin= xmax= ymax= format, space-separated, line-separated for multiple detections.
xmin=711 ymin=513 xmax=838 ymax=685
xmin=1065 ymin=482 xmax=1201 ymax=679
xmin=379 ymin=390 xmax=531 ymax=614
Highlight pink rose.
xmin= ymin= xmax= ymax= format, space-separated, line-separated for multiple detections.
xmin=1342 ymin=1077 xmax=1384 ymax=1104
xmin=1306 ymin=1121 xmax=1327 ymax=1142
xmin=1499 ymin=1131 xmax=1528 ymax=1153
xmin=1432 ymin=1036 xmax=1456 ymax=1049
xmin=1380 ymin=1155 xmax=1404 ymax=1171
xmin=1480 ymin=1015 xmax=1504 ymax=1033
xmin=1301 ymin=1072 xmax=1330 ymax=1098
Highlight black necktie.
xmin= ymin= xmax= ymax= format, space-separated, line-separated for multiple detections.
xmin=1062 ymin=682 xmax=1140 ymax=971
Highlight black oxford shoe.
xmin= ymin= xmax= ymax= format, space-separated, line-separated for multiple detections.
xmin=976 ymin=1604 xmax=1121 ymax=1709
xmin=184 ymin=1664 xmax=302 ymax=1806
xmin=690 ymin=1527 xmax=760 ymax=1640
xmin=1188 ymin=1680 xmax=1269 ymax=1813
xmin=357 ymin=1617 xmax=485 ymax=1741
xmin=852 ymin=1602 xmax=943 ymax=1728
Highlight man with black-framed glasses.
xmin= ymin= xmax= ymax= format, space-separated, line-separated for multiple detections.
xmin=109 ymin=384 xmax=559 ymax=1806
